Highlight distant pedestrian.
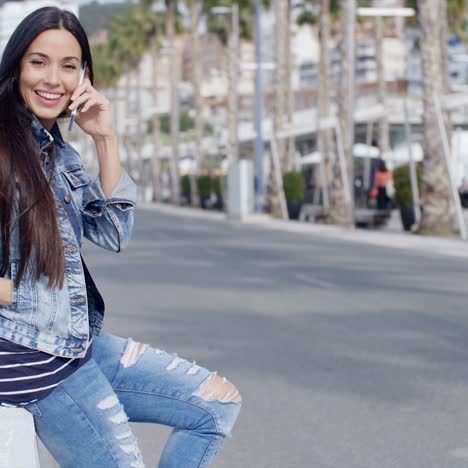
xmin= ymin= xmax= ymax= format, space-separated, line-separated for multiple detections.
xmin=0 ymin=7 xmax=241 ymax=467
xmin=371 ymin=159 xmax=394 ymax=210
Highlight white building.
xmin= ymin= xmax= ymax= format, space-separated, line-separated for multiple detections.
xmin=0 ymin=0 xmax=79 ymax=58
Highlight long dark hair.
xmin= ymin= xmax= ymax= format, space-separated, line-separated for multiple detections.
xmin=0 ymin=7 xmax=93 ymax=289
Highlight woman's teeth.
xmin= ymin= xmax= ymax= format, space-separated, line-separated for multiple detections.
xmin=36 ymin=91 xmax=62 ymax=100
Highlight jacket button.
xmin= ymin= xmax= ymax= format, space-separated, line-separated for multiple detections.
xmin=64 ymin=194 xmax=72 ymax=203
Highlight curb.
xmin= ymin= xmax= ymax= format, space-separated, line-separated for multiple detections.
xmin=137 ymin=203 xmax=468 ymax=260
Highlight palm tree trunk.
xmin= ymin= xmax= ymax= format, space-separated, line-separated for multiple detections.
xmin=318 ymin=0 xmax=333 ymax=212
xmin=268 ymin=0 xmax=288 ymax=217
xmin=439 ymin=0 xmax=450 ymax=96
xmin=328 ymin=0 xmax=355 ymax=225
xmin=227 ymin=3 xmax=239 ymax=168
xmin=166 ymin=0 xmax=181 ymax=205
xmin=376 ymin=16 xmax=389 ymax=155
xmin=285 ymin=0 xmax=295 ymax=172
xmin=274 ymin=0 xmax=286 ymax=169
xmin=151 ymin=36 xmax=162 ymax=202
xmin=190 ymin=1 xmax=202 ymax=207
xmin=439 ymin=0 xmax=452 ymax=144
xmin=418 ymin=0 xmax=454 ymax=234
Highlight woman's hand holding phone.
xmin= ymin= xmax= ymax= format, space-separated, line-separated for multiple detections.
xmin=67 ymin=73 xmax=115 ymax=142
xmin=68 ymin=62 xmax=86 ymax=131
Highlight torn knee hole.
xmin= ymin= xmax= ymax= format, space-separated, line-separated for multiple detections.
xmin=121 ymin=339 xmax=148 ymax=368
xmin=193 ymin=373 xmax=241 ymax=403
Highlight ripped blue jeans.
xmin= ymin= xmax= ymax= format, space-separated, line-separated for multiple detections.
xmin=25 ymin=332 xmax=242 ymax=468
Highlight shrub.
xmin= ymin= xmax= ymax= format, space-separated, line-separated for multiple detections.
xmin=196 ymin=175 xmax=212 ymax=197
xmin=282 ymin=171 xmax=305 ymax=202
xmin=180 ymin=175 xmax=191 ymax=196
xmin=211 ymin=176 xmax=223 ymax=197
xmin=159 ymin=112 xmax=195 ymax=134
xmin=393 ymin=163 xmax=422 ymax=207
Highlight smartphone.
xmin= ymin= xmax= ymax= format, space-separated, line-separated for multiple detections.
xmin=68 ymin=61 xmax=87 ymax=131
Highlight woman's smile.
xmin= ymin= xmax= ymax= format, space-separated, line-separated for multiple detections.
xmin=34 ymin=90 xmax=64 ymax=107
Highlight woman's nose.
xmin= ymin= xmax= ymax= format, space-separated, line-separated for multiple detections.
xmin=44 ymin=66 xmax=60 ymax=86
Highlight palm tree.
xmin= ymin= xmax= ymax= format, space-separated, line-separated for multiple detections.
xmin=269 ymin=0 xmax=287 ymax=217
xmin=272 ymin=0 xmax=297 ymax=174
xmin=226 ymin=3 xmax=240 ymax=170
xmin=284 ymin=0 xmax=295 ymax=172
xmin=165 ymin=0 xmax=181 ymax=205
xmin=417 ymin=0 xmax=454 ymax=234
xmin=204 ymin=1 xmax=244 ymax=165
xmin=91 ymin=42 xmax=124 ymax=173
xmin=134 ymin=0 xmax=179 ymax=203
xmin=274 ymin=0 xmax=286 ymax=168
xmin=329 ymin=0 xmax=354 ymax=226
xmin=206 ymin=1 xmax=242 ymax=170
xmin=107 ymin=8 xmax=151 ymax=188
xmin=139 ymin=0 xmax=165 ymax=202
xmin=205 ymin=0 xmax=271 ymax=197
xmin=150 ymin=35 xmax=163 ymax=202
xmin=92 ymin=42 xmax=123 ymax=89
xmin=92 ymin=42 xmax=123 ymax=129
xmin=316 ymin=0 xmax=334 ymax=213
xmin=187 ymin=0 xmax=204 ymax=207
xmin=376 ymin=15 xmax=389 ymax=156
xmin=297 ymin=0 xmax=350 ymax=224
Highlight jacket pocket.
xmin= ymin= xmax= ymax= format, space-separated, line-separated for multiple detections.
xmin=62 ymin=167 xmax=89 ymax=189
xmin=61 ymin=167 xmax=90 ymax=229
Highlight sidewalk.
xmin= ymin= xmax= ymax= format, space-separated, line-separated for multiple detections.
xmin=138 ymin=202 xmax=468 ymax=260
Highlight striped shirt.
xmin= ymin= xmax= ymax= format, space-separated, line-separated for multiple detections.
xmin=0 ymin=337 xmax=92 ymax=407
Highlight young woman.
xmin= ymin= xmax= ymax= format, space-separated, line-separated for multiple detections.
xmin=0 ymin=7 xmax=241 ymax=467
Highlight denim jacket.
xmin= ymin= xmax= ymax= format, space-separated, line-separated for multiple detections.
xmin=0 ymin=120 xmax=137 ymax=358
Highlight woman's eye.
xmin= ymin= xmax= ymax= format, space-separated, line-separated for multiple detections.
xmin=63 ymin=64 xmax=77 ymax=70
xmin=30 ymin=60 xmax=45 ymax=66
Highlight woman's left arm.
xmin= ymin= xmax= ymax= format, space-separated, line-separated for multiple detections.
xmin=93 ymin=134 xmax=122 ymax=198
xmin=69 ymin=79 xmax=137 ymax=252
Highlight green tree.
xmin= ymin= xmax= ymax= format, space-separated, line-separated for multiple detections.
xmin=92 ymin=42 xmax=123 ymax=89
xmin=204 ymin=1 xmax=271 ymax=213
xmin=186 ymin=0 xmax=204 ymax=207
xmin=164 ymin=0 xmax=182 ymax=205
xmin=107 ymin=6 xmax=152 ymax=181
xmin=139 ymin=0 xmax=166 ymax=202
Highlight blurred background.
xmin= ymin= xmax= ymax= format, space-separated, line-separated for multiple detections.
xmin=2 ymin=0 xmax=468 ymax=232
xmin=1 ymin=2 xmax=467 ymax=467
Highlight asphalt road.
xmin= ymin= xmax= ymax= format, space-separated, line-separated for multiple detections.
xmin=40 ymin=207 xmax=468 ymax=468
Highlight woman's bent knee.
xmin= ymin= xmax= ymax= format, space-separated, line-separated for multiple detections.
xmin=193 ymin=373 xmax=242 ymax=437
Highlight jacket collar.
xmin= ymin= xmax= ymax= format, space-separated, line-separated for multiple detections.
xmin=31 ymin=118 xmax=66 ymax=151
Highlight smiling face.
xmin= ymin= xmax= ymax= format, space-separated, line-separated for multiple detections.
xmin=19 ymin=28 xmax=82 ymax=130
